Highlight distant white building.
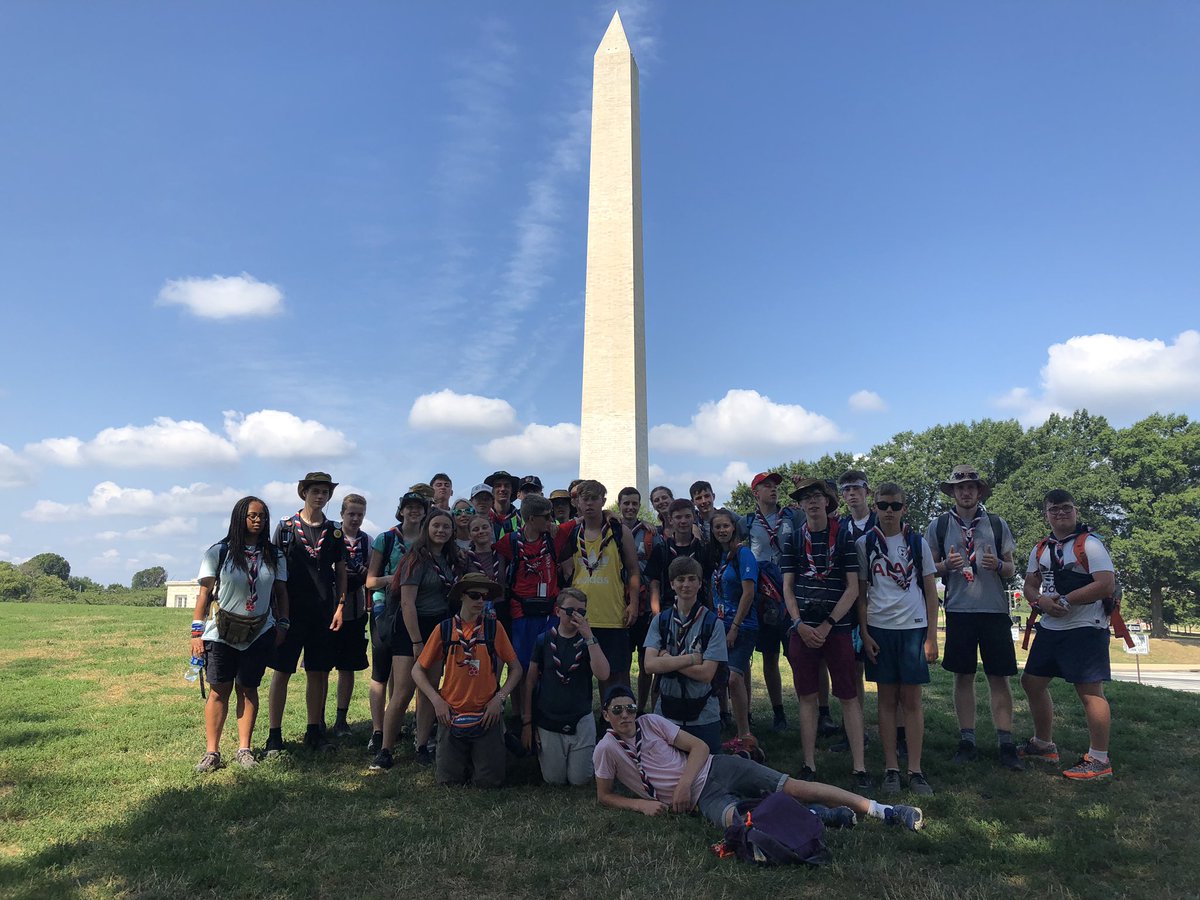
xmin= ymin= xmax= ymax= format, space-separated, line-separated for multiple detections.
xmin=165 ymin=580 xmax=200 ymax=610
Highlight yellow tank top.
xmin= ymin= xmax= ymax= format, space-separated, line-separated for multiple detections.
xmin=572 ymin=527 xmax=627 ymax=628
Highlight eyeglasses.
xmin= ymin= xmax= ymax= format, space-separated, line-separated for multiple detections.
xmin=246 ymin=513 xmax=265 ymax=521
xmin=876 ymin=501 xmax=905 ymax=512
xmin=463 ymin=590 xmax=489 ymax=600
xmin=950 ymin=471 xmax=980 ymax=482
xmin=562 ymin=606 xmax=587 ymax=617
xmin=796 ymin=491 xmax=824 ymax=502
xmin=453 ymin=506 xmax=476 ymax=517
xmin=1047 ymin=504 xmax=1076 ymax=515
xmin=607 ymin=704 xmax=637 ymax=716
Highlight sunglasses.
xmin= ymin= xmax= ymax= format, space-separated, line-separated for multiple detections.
xmin=463 ymin=590 xmax=489 ymax=600
xmin=950 ymin=471 xmax=980 ymax=481
xmin=562 ymin=606 xmax=587 ymax=617
xmin=453 ymin=506 xmax=476 ymax=517
xmin=876 ymin=501 xmax=905 ymax=512
xmin=606 ymin=704 xmax=637 ymax=716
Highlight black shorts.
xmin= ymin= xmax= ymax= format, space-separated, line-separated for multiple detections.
xmin=593 ymin=627 xmax=631 ymax=678
xmin=369 ymin=614 xmax=393 ymax=683
xmin=1024 ymin=625 xmax=1111 ymax=684
xmin=333 ymin=613 xmax=369 ymax=672
xmin=391 ymin=615 xmax=444 ymax=658
xmin=755 ymin=623 xmax=788 ymax=657
xmin=206 ymin=630 xmax=274 ymax=688
xmin=629 ymin=614 xmax=651 ymax=661
xmin=270 ymin=601 xmax=338 ymax=674
xmin=942 ymin=612 xmax=1017 ymax=677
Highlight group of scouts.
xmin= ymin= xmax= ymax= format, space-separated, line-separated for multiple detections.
xmin=188 ymin=463 xmax=1119 ymax=832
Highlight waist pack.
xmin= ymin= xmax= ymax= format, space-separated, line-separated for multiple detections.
xmin=215 ymin=608 xmax=268 ymax=645
xmin=518 ymin=597 xmax=555 ymax=618
xmin=449 ymin=712 xmax=489 ymax=741
xmin=660 ymin=692 xmax=709 ymax=723
xmin=713 ymin=793 xmax=830 ymax=867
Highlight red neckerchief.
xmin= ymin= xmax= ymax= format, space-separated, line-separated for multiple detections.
xmin=548 ymin=626 xmax=584 ymax=683
xmin=799 ymin=517 xmax=839 ymax=580
xmin=513 ymin=530 xmax=554 ymax=581
xmin=949 ymin=506 xmax=983 ymax=583
xmin=608 ymin=721 xmax=656 ymax=799
xmin=242 ymin=547 xmax=262 ymax=613
xmin=469 ymin=547 xmax=501 ymax=581
xmin=291 ymin=512 xmax=327 ymax=560
xmin=343 ymin=531 xmax=367 ymax=569
xmin=712 ymin=546 xmax=739 ymax=615
xmin=450 ymin=615 xmax=485 ymax=675
xmin=869 ymin=525 xmax=915 ymax=591
xmin=754 ymin=508 xmax=784 ymax=551
xmin=671 ymin=603 xmax=706 ymax=656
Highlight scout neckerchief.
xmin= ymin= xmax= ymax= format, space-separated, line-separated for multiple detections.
xmin=949 ymin=505 xmax=984 ymax=583
xmin=607 ymin=721 xmax=656 ymax=799
xmin=799 ymin=517 xmax=840 ymax=580
xmin=469 ymin=547 xmax=501 ymax=581
xmin=428 ymin=551 xmax=455 ymax=591
xmin=291 ymin=512 xmax=328 ymax=560
xmin=450 ymin=615 xmax=485 ymax=676
xmin=712 ymin=545 xmax=740 ymax=618
xmin=514 ymin=529 xmax=554 ymax=582
xmin=671 ymin=602 xmax=706 ymax=656
xmin=754 ymin=507 xmax=785 ymax=552
xmin=241 ymin=546 xmax=262 ymax=613
xmin=578 ymin=520 xmax=615 ymax=576
xmin=548 ymin=625 xmax=584 ymax=684
xmin=343 ymin=531 xmax=367 ymax=570
xmin=869 ymin=525 xmax=915 ymax=592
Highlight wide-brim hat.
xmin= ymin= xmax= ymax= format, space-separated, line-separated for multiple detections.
xmin=790 ymin=477 xmax=839 ymax=510
xmin=447 ymin=572 xmax=504 ymax=604
xmin=298 ymin=472 xmax=338 ymax=498
xmin=940 ymin=465 xmax=992 ymax=500
xmin=548 ymin=489 xmax=571 ymax=502
xmin=484 ymin=470 xmax=520 ymax=490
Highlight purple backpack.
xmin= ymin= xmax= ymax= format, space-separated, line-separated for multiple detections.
xmin=719 ymin=793 xmax=831 ymax=866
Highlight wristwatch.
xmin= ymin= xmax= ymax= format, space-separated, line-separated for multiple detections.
xmin=276 ymin=617 xmax=291 ymax=630
xmin=823 ymin=615 xmax=837 ymax=627
xmin=584 ymin=637 xmax=599 ymax=646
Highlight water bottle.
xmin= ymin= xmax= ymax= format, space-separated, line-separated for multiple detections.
xmin=184 ymin=655 xmax=204 ymax=683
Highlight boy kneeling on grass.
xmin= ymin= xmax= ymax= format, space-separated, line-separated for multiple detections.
xmin=856 ymin=483 xmax=940 ymax=796
xmin=593 ymin=685 xmax=924 ymax=832
xmin=410 ymin=573 xmax=522 ymax=787
xmin=522 ymin=587 xmax=611 ymax=785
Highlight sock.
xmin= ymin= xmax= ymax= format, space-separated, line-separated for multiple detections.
xmin=268 ymin=727 xmax=282 ymax=742
xmin=1088 ymin=747 xmax=1109 ymax=763
xmin=896 ymin=726 xmax=907 ymax=742
xmin=1030 ymin=736 xmax=1054 ymax=749
xmin=772 ymin=704 xmax=785 ymax=720
xmin=818 ymin=705 xmax=831 ymax=718
xmin=305 ymin=723 xmax=321 ymax=737
xmin=867 ymin=801 xmax=890 ymax=820
xmin=335 ymin=707 xmax=349 ymax=726
xmin=960 ymin=728 xmax=976 ymax=745
xmin=238 ymin=746 xmax=251 ymax=752
xmin=996 ymin=729 xmax=1012 ymax=747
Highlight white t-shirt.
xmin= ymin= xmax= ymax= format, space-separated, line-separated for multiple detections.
xmin=197 ymin=543 xmax=287 ymax=648
xmin=856 ymin=532 xmax=937 ymax=630
xmin=1026 ymin=534 xmax=1113 ymax=631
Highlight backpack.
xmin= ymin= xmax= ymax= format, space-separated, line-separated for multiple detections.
xmin=862 ymin=526 xmax=926 ymax=586
xmin=632 ymin=522 xmax=656 ymax=613
xmin=1021 ymin=527 xmax=1133 ymax=650
xmin=742 ymin=510 xmax=793 ymax=628
xmin=655 ymin=608 xmax=730 ymax=723
xmin=506 ymin=527 xmax=562 ymax=612
xmin=439 ymin=615 xmax=502 ymax=685
xmin=934 ymin=511 xmax=1004 ymax=587
xmin=713 ymin=793 xmax=831 ymax=867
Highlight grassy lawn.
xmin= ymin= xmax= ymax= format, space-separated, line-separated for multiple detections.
xmin=2 ymin=603 xmax=1198 ymax=899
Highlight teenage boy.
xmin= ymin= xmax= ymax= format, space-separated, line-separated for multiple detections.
xmin=649 ymin=485 xmax=674 ymax=536
xmin=1019 ymin=490 xmax=1117 ymax=780
xmin=593 ymin=685 xmax=924 ymax=831
xmin=549 ymin=489 xmax=574 ymax=525
xmin=332 ymin=494 xmax=371 ymax=738
xmin=926 ymin=465 xmax=1022 ymax=771
xmin=266 ymin=472 xmax=348 ymax=756
xmin=690 ymin=480 xmax=717 ymax=543
xmin=782 ymin=478 xmax=864 ymax=787
xmin=522 ymin=587 xmax=611 ymax=784
xmin=430 ymin=473 xmax=453 ymax=511
xmin=647 ymin=499 xmax=712 ymax=614
xmin=618 ymin=486 xmax=659 ymax=713
xmin=518 ymin=475 xmax=543 ymax=501
xmin=568 ymin=480 xmax=641 ymax=697
xmin=485 ymin=470 xmax=522 ymax=539
xmin=857 ymin=483 xmax=939 ymax=796
xmin=644 ymin=556 xmax=728 ymax=752
xmin=470 ymin=482 xmax=494 ymax=519
xmin=410 ymin=573 xmax=522 ymax=787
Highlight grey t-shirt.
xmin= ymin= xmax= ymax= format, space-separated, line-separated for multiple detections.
xmin=645 ymin=608 xmax=728 ymax=726
xmin=197 ymin=543 xmax=287 ymax=649
xmin=400 ymin=553 xmax=454 ymax=618
xmin=925 ymin=509 xmax=1015 ymax=614
xmin=744 ymin=507 xmax=795 ymax=567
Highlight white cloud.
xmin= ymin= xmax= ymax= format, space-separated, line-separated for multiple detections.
xmin=157 ymin=273 xmax=284 ymax=319
xmin=0 ymin=444 xmax=34 ymax=487
xmin=1000 ymin=330 xmax=1200 ymax=425
xmin=26 ymin=418 xmax=238 ymax=468
xmin=223 ymin=410 xmax=355 ymax=459
xmin=23 ymin=481 xmax=244 ymax=522
xmin=651 ymin=389 xmax=845 ymax=457
xmin=260 ymin=480 xmax=372 ymax=517
xmin=848 ymin=390 xmax=887 ymax=413
xmin=123 ymin=517 xmax=198 ymax=540
xmin=477 ymin=423 xmax=580 ymax=469
xmin=408 ymin=390 xmax=519 ymax=435
xmin=647 ymin=460 xmax=755 ymax=506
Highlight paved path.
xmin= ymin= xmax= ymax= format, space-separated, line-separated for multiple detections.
xmin=1110 ymin=668 xmax=1200 ymax=693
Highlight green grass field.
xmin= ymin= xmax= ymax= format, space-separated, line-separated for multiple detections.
xmin=2 ymin=604 xmax=1199 ymax=899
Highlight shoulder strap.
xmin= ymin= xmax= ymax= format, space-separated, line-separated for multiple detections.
xmin=863 ymin=531 xmax=880 ymax=584
xmin=484 ymin=615 xmax=500 ymax=683
xmin=207 ymin=540 xmax=231 ymax=615
xmin=935 ymin=513 xmax=950 ymax=556
xmin=988 ymin=513 xmax=1004 ymax=553
xmin=1074 ymin=532 xmax=1091 ymax=573
xmin=908 ymin=529 xmax=925 ymax=582
xmin=380 ymin=530 xmax=396 ymax=568
xmin=440 ymin=618 xmax=453 ymax=661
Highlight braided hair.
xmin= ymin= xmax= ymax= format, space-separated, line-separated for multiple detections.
xmin=223 ymin=496 xmax=279 ymax=575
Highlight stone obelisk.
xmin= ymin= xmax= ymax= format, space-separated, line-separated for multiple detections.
xmin=579 ymin=11 xmax=649 ymax=500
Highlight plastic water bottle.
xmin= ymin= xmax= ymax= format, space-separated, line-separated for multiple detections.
xmin=184 ymin=655 xmax=204 ymax=683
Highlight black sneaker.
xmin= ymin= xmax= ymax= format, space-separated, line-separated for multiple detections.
xmin=369 ymin=748 xmax=394 ymax=771
xmin=907 ymin=771 xmax=934 ymax=796
xmin=808 ymin=804 xmax=857 ymax=829
xmin=952 ymin=739 xmax=978 ymax=764
xmin=772 ymin=714 xmax=788 ymax=733
xmin=263 ymin=734 xmax=285 ymax=759
xmin=304 ymin=730 xmax=336 ymax=753
xmin=852 ymin=769 xmax=874 ymax=792
xmin=367 ymin=730 xmax=384 ymax=754
xmin=998 ymin=742 xmax=1025 ymax=771
xmin=331 ymin=722 xmax=353 ymax=739
xmin=797 ymin=765 xmax=816 ymax=782
xmin=415 ymin=745 xmax=434 ymax=766
xmin=817 ymin=714 xmax=840 ymax=738
xmin=885 ymin=804 xmax=924 ymax=831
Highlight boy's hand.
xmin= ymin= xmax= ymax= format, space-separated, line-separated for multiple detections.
xmin=980 ymin=547 xmax=999 ymax=571
xmin=669 ymin=782 xmax=692 ymax=813
xmin=330 ymin=605 xmax=344 ymax=632
xmin=482 ymin=694 xmax=505 ymax=727
xmin=433 ymin=697 xmax=453 ymax=727
xmin=861 ymin=632 xmax=880 ymax=663
xmin=945 ymin=545 xmax=965 ymax=571
xmin=640 ymin=800 xmax=666 ymax=817
xmin=576 ymin=615 xmax=594 ymax=640
xmin=797 ymin=623 xmax=824 ymax=649
xmin=924 ymin=635 xmax=939 ymax=663
xmin=521 ymin=722 xmax=536 ymax=752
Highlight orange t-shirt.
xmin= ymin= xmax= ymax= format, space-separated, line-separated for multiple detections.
xmin=418 ymin=617 xmax=518 ymax=715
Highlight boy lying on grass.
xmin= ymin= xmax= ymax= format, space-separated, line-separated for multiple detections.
xmin=592 ymin=685 xmax=924 ymax=831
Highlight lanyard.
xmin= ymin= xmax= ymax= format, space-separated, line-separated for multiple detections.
xmin=241 ymin=547 xmax=262 ymax=613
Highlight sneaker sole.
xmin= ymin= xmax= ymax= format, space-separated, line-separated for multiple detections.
xmin=1063 ymin=768 xmax=1112 ymax=780
xmin=1019 ymin=753 xmax=1060 ymax=764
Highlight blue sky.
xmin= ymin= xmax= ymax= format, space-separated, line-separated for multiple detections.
xmin=2 ymin=1 xmax=1198 ymax=583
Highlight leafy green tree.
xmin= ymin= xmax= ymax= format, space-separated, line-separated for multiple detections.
xmin=131 ymin=566 xmax=167 ymax=589
xmin=19 ymin=552 xmax=71 ymax=583
xmin=30 ymin=573 xmax=72 ymax=603
xmin=68 ymin=575 xmax=102 ymax=593
xmin=0 ymin=562 xmax=33 ymax=602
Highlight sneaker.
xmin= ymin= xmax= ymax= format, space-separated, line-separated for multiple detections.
xmin=998 ymin=742 xmax=1025 ymax=772
xmin=303 ymin=730 xmax=336 ymax=753
xmin=369 ymin=748 xmax=394 ymax=771
xmin=952 ymin=739 xmax=978 ymax=764
xmin=263 ymin=734 xmax=285 ymax=759
xmin=885 ymin=804 xmax=924 ymax=832
xmin=771 ymin=714 xmax=788 ymax=733
xmin=809 ymin=804 xmax=857 ymax=829
xmin=367 ymin=730 xmax=383 ymax=754
xmin=852 ymin=770 xmax=874 ymax=792
xmin=1063 ymin=753 xmax=1112 ymax=781
xmin=194 ymin=751 xmax=222 ymax=773
xmin=907 ymin=771 xmax=934 ymax=796
xmin=1017 ymin=737 xmax=1060 ymax=764
xmin=817 ymin=714 xmax=840 ymax=738
xmin=234 ymin=748 xmax=258 ymax=769
xmin=331 ymin=722 xmax=353 ymax=739
xmin=881 ymin=768 xmax=902 ymax=796
xmin=797 ymin=765 xmax=816 ymax=782
xmin=415 ymin=745 xmax=434 ymax=766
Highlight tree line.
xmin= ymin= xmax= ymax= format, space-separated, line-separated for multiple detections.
xmin=0 ymin=554 xmax=168 ymax=607
xmin=727 ymin=411 xmax=1200 ymax=637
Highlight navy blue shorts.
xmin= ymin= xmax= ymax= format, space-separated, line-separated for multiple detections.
xmin=726 ymin=626 xmax=758 ymax=676
xmin=865 ymin=626 xmax=930 ymax=685
xmin=1024 ymin=625 xmax=1111 ymax=684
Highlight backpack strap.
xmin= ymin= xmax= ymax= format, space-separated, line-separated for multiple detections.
xmin=1073 ymin=532 xmax=1090 ymax=572
xmin=439 ymin=618 xmax=453 ymax=663
xmin=379 ymin=529 xmax=396 ymax=573
xmin=908 ymin=530 xmax=925 ymax=584
xmin=205 ymin=540 xmax=231 ymax=619
xmin=935 ymin=513 xmax=950 ymax=558
xmin=987 ymin=513 xmax=1004 ymax=559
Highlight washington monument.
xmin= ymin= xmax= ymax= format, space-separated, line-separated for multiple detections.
xmin=578 ymin=11 xmax=649 ymax=499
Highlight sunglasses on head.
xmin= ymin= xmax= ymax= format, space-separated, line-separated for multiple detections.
xmin=463 ymin=590 xmax=489 ymax=601
xmin=876 ymin=501 xmax=905 ymax=512
xmin=951 ymin=471 xmax=980 ymax=482
xmin=607 ymin=704 xmax=637 ymax=716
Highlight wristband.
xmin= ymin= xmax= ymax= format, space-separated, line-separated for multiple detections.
xmin=823 ymin=615 xmax=837 ymax=627
xmin=584 ymin=637 xmax=599 ymax=646
xmin=276 ymin=617 xmax=291 ymax=630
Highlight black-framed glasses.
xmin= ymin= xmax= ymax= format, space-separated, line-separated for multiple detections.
xmin=463 ymin=590 xmax=489 ymax=600
xmin=876 ymin=501 xmax=905 ymax=512
xmin=1047 ymin=504 xmax=1076 ymax=515
xmin=607 ymin=704 xmax=637 ymax=716
xmin=246 ymin=513 xmax=265 ymax=521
